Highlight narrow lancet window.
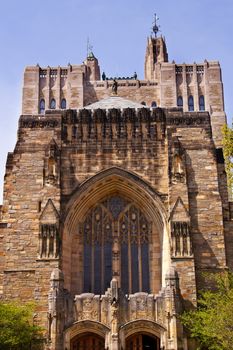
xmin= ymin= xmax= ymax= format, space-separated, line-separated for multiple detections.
xmin=151 ymin=101 xmax=157 ymax=108
xmin=177 ymin=96 xmax=183 ymax=107
xmin=188 ymin=95 xmax=194 ymax=111
xmin=39 ymin=99 xmax=45 ymax=114
xmin=50 ymin=99 xmax=56 ymax=109
xmin=199 ymin=95 xmax=205 ymax=111
xmin=61 ymin=98 xmax=66 ymax=109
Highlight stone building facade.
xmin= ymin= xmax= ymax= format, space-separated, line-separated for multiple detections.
xmin=0 ymin=26 xmax=233 ymax=350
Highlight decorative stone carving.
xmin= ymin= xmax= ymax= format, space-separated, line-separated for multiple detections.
xmin=128 ymin=292 xmax=155 ymax=321
xmin=39 ymin=199 xmax=60 ymax=259
xmin=40 ymin=223 xmax=59 ymax=258
xmin=48 ymin=269 xmax=65 ymax=348
xmin=44 ymin=139 xmax=60 ymax=186
xmin=171 ymin=221 xmax=192 ymax=257
xmin=75 ymin=294 xmax=100 ymax=322
xmin=170 ymin=197 xmax=193 ymax=258
xmin=171 ymin=137 xmax=186 ymax=183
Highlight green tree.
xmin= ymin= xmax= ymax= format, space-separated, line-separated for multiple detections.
xmin=0 ymin=301 xmax=44 ymax=350
xmin=181 ymin=271 xmax=233 ymax=350
xmin=222 ymin=124 xmax=233 ymax=194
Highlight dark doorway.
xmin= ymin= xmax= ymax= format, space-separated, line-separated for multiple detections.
xmin=71 ymin=332 xmax=105 ymax=350
xmin=126 ymin=333 xmax=160 ymax=350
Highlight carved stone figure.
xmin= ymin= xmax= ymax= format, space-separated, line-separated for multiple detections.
xmin=112 ymin=79 xmax=118 ymax=94
xmin=110 ymin=300 xmax=118 ymax=334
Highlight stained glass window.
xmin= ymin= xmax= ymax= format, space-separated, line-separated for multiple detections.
xmin=81 ymin=196 xmax=151 ymax=294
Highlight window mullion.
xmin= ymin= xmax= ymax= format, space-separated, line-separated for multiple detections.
xmin=138 ymin=211 xmax=142 ymax=292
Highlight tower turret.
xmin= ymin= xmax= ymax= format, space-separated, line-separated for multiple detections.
xmin=84 ymin=51 xmax=100 ymax=81
xmin=144 ymin=15 xmax=168 ymax=80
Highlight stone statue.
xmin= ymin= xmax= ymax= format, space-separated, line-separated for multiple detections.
xmin=110 ymin=299 xmax=118 ymax=334
xmin=112 ymin=79 xmax=118 ymax=95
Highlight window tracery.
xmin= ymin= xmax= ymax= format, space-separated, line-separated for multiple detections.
xmin=81 ymin=196 xmax=151 ymax=295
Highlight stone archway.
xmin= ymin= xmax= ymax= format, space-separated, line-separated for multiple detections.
xmin=126 ymin=333 xmax=160 ymax=350
xmin=62 ymin=167 xmax=170 ymax=295
xmin=70 ymin=332 xmax=105 ymax=350
xmin=120 ymin=320 xmax=165 ymax=350
xmin=63 ymin=320 xmax=110 ymax=350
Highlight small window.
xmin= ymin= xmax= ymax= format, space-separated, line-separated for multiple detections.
xmin=61 ymin=98 xmax=66 ymax=109
xmin=177 ymin=96 xmax=183 ymax=107
xmin=39 ymin=99 xmax=45 ymax=114
xmin=151 ymin=101 xmax=157 ymax=108
xmin=188 ymin=96 xmax=194 ymax=111
xmin=199 ymin=95 xmax=205 ymax=111
xmin=50 ymin=99 xmax=56 ymax=109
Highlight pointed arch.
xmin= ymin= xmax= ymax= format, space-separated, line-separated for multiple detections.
xmin=62 ymin=167 xmax=170 ymax=294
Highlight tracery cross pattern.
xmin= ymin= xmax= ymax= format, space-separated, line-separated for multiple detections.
xmin=81 ymin=196 xmax=151 ymax=294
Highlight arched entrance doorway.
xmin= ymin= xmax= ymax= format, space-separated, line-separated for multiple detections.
xmin=126 ymin=333 xmax=160 ymax=350
xmin=70 ymin=332 xmax=105 ymax=350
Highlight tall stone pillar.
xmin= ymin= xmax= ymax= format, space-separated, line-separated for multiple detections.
xmin=109 ymin=278 xmax=119 ymax=350
xmin=48 ymin=268 xmax=65 ymax=350
xmin=164 ymin=267 xmax=185 ymax=350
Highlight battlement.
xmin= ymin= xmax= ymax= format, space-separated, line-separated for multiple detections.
xmin=21 ymin=36 xmax=226 ymax=148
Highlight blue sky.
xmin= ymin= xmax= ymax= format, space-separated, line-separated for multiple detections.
xmin=0 ymin=0 xmax=233 ymax=201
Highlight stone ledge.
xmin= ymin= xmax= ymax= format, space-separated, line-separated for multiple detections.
xmin=4 ymin=269 xmax=36 ymax=273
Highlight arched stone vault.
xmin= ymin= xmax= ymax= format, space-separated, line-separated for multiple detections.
xmin=62 ymin=167 xmax=171 ymax=293
xmin=64 ymin=320 xmax=110 ymax=350
xmin=120 ymin=319 xmax=166 ymax=340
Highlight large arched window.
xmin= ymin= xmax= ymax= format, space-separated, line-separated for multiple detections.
xmin=61 ymin=98 xmax=66 ymax=109
xmin=81 ymin=196 xmax=151 ymax=295
xmin=39 ymin=99 xmax=45 ymax=114
xmin=177 ymin=96 xmax=183 ymax=107
xmin=50 ymin=98 xmax=56 ymax=109
xmin=199 ymin=95 xmax=205 ymax=111
xmin=188 ymin=95 xmax=194 ymax=111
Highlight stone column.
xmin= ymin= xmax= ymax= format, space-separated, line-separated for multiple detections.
xmin=182 ymin=65 xmax=188 ymax=112
xmin=48 ymin=268 xmax=65 ymax=350
xmin=45 ymin=66 xmax=51 ymax=110
xmin=109 ymin=278 xmax=120 ymax=350
xmin=164 ymin=267 xmax=185 ymax=350
xmin=193 ymin=64 xmax=199 ymax=111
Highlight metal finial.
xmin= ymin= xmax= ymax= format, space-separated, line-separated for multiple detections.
xmin=152 ymin=13 xmax=160 ymax=37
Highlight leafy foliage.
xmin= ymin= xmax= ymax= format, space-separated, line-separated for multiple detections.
xmin=0 ymin=301 xmax=44 ymax=350
xmin=222 ymin=124 xmax=233 ymax=193
xmin=181 ymin=272 xmax=233 ymax=350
